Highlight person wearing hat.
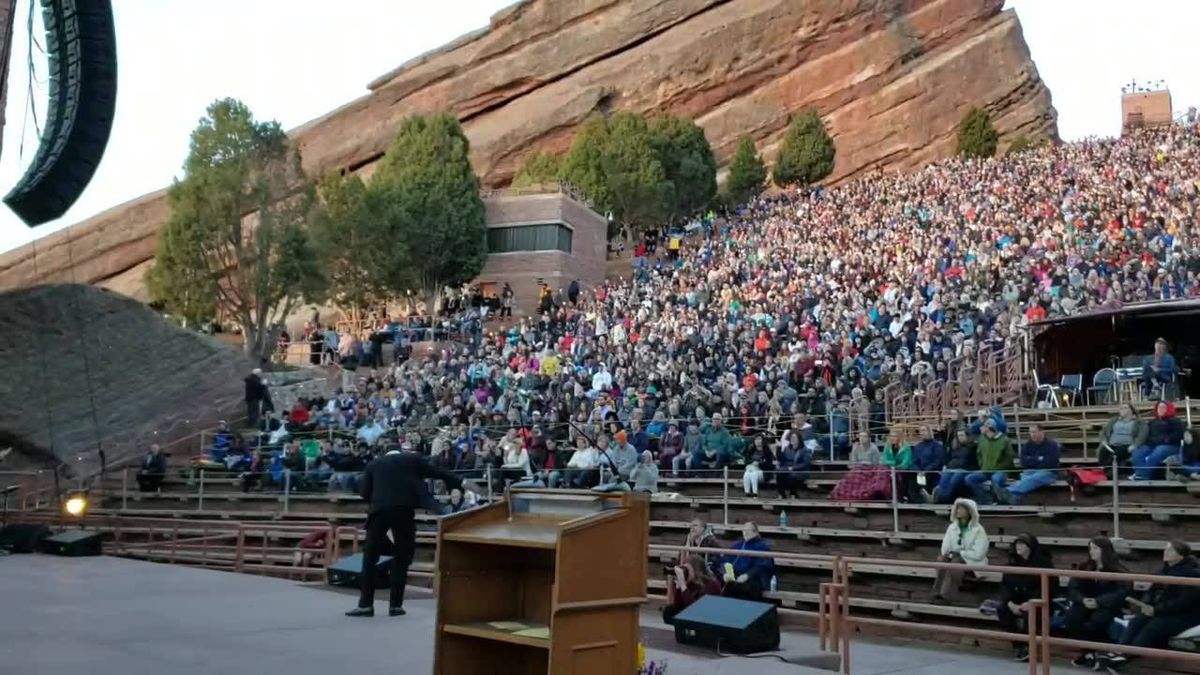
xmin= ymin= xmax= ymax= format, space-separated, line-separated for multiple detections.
xmin=964 ymin=418 xmax=1015 ymax=504
xmin=606 ymin=431 xmax=639 ymax=481
xmin=1141 ymin=337 xmax=1178 ymax=397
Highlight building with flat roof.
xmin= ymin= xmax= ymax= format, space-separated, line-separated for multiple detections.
xmin=475 ymin=184 xmax=607 ymax=317
xmin=1121 ymin=87 xmax=1173 ymax=133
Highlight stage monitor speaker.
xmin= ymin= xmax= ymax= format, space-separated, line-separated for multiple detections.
xmin=326 ymin=553 xmax=391 ymax=589
xmin=41 ymin=529 xmax=103 ymax=556
xmin=673 ymin=595 xmax=780 ymax=654
xmin=0 ymin=524 xmax=52 ymax=553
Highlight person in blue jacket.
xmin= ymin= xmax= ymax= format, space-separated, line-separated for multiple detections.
xmin=906 ymin=425 xmax=945 ymax=503
xmin=721 ymin=521 xmax=775 ymax=601
xmin=968 ymin=405 xmax=1008 ymax=437
xmin=1141 ymin=337 xmax=1178 ymax=397
xmin=998 ymin=424 xmax=1061 ymax=504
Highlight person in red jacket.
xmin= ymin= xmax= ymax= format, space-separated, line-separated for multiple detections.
xmin=663 ymin=554 xmax=723 ymax=624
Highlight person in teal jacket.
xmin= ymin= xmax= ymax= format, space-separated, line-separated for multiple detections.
xmin=691 ymin=413 xmax=735 ymax=470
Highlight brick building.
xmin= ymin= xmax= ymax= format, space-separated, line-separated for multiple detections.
xmin=475 ymin=185 xmax=608 ymax=317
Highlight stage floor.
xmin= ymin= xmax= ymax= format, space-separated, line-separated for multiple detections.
xmin=0 ymin=555 xmax=1025 ymax=675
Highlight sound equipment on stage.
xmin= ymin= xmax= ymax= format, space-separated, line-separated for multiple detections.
xmin=0 ymin=524 xmax=52 ymax=553
xmin=326 ymin=553 xmax=391 ymax=589
xmin=41 ymin=530 xmax=103 ymax=557
xmin=672 ymin=595 xmax=781 ymax=654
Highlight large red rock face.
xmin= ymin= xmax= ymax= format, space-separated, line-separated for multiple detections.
xmin=0 ymin=0 xmax=1056 ymax=299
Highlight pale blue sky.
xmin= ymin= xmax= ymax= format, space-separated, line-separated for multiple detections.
xmin=0 ymin=0 xmax=1196 ymax=254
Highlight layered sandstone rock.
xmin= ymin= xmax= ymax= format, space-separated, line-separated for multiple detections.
xmin=0 ymin=0 xmax=1056 ymax=299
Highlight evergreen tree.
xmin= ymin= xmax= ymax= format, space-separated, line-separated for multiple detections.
xmin=649 ymin=114 xmax=717 ymax=222
xmin=371 ymin=112 xmax=487 ymax=311
xmin=772 ymin=108 xmax=836 ymax=187
xmin=724 ymin=135 xmax=767 ymax=207
xmin=956 ymin=107 xmax=999 ymax=158
xmin=147 ymin=98 xmax=324 ymax=361
xmin=313 ymin=172 xmax=393 ymax=319
xmin=511 ymin=151 xmax=562 ymax=188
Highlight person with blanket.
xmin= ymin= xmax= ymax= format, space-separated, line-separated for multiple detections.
xmin=830 ymin=432 xmax=889 ymax=500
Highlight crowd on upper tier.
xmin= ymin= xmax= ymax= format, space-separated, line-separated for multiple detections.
xmin=259 ymin=121 xmax=1200 ymax=448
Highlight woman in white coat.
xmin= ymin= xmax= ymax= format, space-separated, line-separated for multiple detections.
xmin=932 ymin=498 xmax=990 ymax=604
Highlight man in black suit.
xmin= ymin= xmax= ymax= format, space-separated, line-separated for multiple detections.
xmin=346 ymin=444 xmax=464 ymax=617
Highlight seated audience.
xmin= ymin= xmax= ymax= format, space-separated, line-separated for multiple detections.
xmin=992 ymin=533 xmax=1053 ymax=662
xmin=663 ymin=554 xmax=723 ymax=624
xmin=1098 ymin=539 xmax=1200 ymax=671
xmin=998 ymin=425 xmax=1060 ymax=504
xmin=1132 ymin=400 xmax=1185 ymax=480
xmin=931 ymin=429 xmax=977 ymax=503
xmin=658 ymin=422 xmax=684 ymax=474
xmin=564 ymin=437 xmax=601 ymax=488
xmin=721 ymin=522 xmax=774 ymax=601
xmin=830 ymin=432 xmax=890 ymax=501
xmin=932 ymin=498 xmax=989 ymax=604
xmin=445 ymin=488 xmax=477 ymax=514
xmin=1171 ymin=428 xmax=1200 ymax=480
xmin=137 ymin=444 xmax=167 ymax=492
xmin=1065 ymin=536 xmax=1130 ymax=669
xmin=681 ymin=517 xmax=722 ymax=577
xmin=742 ymin=435 xmax=775 ymax=498
xmin=630 ymin=450 xmax=659 ymax=493
xmin=776 ymin=430 xmax=813 ymax=499
xmin=1141 ymin=337 xmax=1178 ymax=397
xmin=964 ymin=419 xmax=1015 ymax=504
xmin=1098 ymin=403 xmax=1146 ymax=476
xmin=907 ymin=425 xmax=945 ymax=504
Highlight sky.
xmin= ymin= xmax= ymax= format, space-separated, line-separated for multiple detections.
xmin=0 ymin=0 xmax=1197 ymax=254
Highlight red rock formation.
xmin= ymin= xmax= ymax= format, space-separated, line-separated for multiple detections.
xmin=0 ymin=0 xmax=1056 ymax=299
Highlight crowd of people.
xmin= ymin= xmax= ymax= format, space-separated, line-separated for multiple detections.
xmin=935 ymin=497 xmax=1200 ymax=668
xmin=167 ymin=120 xmax=1200 ymax=663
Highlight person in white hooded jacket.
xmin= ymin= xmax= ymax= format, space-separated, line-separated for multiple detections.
xmin=932 ymin=497 xmax=990 ymax=604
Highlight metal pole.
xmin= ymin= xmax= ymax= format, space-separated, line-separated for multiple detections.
xmin=1112 ymin=454 xmax=1121 ymax=540
xmin=485 ymin=465 xmax=494 ymax=499
xmin=722 ymin=465 xmax=729 ymax=526
xmin=828 ymin=408 xmax=835 ymax=461
xmin=121 ymin=468 xmax=128 ymax=511
xmin=198 ymin=468 xmax=205 ymax=512
xmin=890 ymin=467 xmax=900 ymax=535
xmin=283 ymin=470 xmax=291 ymax=514
xmin=1187 ymin=396 xmax=1193 ymax=427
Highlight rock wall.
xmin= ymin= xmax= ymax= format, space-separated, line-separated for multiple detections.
xmin=0 ymin=0 xmax=1056 ymax=300
xmin=1 ymin=284 xmax=254 ymax=472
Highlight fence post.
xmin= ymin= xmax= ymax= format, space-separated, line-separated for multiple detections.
xmin=890 ymin=467 xmax=900 ymax=535
xmin=828 ymin=408 xmax=835 ymax=462
xmin=235 ymin=524 xmax=245 ymax=572
xmin=722 ymin=465 xmax=729 ymax=526
xmin=1112 ymin=454 xmax=1121 ymax=540
xmin=198 ymin=469 xmax=205 ymax=512
xmin=283 ymin=471 xmax=291 ymax=515
xmin=485 ymin=465 xmax=494 ymax=499
xmin=121 ymin=468 xmax=128 ymax=511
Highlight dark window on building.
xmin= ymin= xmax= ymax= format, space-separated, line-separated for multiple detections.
xmin=487 ymin=223 xmax=572 ymax=254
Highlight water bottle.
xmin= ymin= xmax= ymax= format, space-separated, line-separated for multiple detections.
xmin=769 ymin=575 xmax=778 ymax=593
xmin=779 ymin=510 xmax=788 ymax=529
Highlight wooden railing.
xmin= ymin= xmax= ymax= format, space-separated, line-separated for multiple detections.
xmin=882 ymin=344 xmax=1027 ymax=427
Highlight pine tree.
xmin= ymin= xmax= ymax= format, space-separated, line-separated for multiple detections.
xmin=956 ymin=107 xmax=999 ymax=158
xmin=772 ymin=108 xmax=836 ymax=187
xmin=725 ymin=135 xmax=767 ymax=207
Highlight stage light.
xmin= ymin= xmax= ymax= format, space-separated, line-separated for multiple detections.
xmin=64 ymin=494 xmax=88 ymax=518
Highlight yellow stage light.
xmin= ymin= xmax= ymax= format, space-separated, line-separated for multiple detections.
xmin=64 ymin=494 xmax=87 ymax=517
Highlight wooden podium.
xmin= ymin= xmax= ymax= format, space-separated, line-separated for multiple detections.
xmin=433 ymin=489 xmax=648 ymax=675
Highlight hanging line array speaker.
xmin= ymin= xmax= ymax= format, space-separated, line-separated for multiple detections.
xmin=4 ymin=0 xmax=117 ymax=226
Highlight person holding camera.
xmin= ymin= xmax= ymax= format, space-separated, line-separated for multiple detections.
xmin=663 ymin=554 xmax=723 ymax=624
